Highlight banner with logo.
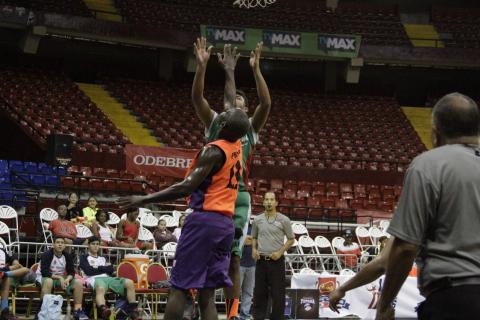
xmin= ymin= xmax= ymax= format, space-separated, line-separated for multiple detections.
xmin=291 ymin=274 xmax=423 ymax=319
xmin=124 ymin=144 xmax=198 ymax=178
xmin=200 ymin=25 xmax=360 ymax=58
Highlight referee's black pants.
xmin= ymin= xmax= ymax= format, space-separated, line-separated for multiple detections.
xmin=418 ymin=285 xmax=480 ymax=320
xmin=252 ymin=256 xmax=285 ymax=320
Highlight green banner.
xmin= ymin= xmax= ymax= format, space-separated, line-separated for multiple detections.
xmin=200 ymin=25 xmax=361 ymax=59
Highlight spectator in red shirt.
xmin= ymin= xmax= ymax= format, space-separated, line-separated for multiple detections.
xmin=49 ymin=205 xmax=84 ymax=245
xmin=335 ymin=229 xmax=361 ymax=270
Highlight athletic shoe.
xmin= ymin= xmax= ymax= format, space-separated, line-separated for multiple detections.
xmin=73 ymin=309 xmax=89 ymax=320
xmin=99 ymin=305 xmax=111 ymax=320
xmin=128 ymin=309 xmax=142 ymax=320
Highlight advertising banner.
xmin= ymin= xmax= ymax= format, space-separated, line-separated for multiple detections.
xmin=124 ymin=144 xmax=197 ymax=178
xmin=201 ymin=25 xmax=361 ymax=58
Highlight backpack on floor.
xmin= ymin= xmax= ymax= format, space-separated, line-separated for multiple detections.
xmin=37 ymin=294 xmax=64 ymax=320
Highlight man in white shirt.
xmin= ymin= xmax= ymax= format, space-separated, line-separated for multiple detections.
xmin=79 ymin=236 xmax=139 ymax=320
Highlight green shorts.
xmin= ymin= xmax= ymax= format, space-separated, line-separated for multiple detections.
xmin=231 ymin=191 xmax=251 ymax=257
xmin=40 ymin=277 xmax=76 ymax=295
xmin=94 ymin=277 xmax=126 ymax=296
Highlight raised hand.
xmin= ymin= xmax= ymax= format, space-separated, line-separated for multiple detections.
xmin=328 ymin=288 xmax=346 ymax=313
xmin=194 ymin=37 xmax=213 ymax=68
xmin=217 ymin=44 xmax=240 ymax=71
xmin=249 ymin=41 xmax=263 ymax=70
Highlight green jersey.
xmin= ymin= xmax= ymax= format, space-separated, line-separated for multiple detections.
xmin=206 ymin=112 xmax=257 ymax=192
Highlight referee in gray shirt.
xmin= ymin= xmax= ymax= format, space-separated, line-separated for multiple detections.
xmin=376 ymin=92 xmax=480 ymax=320
xmin=251 ymin=191 xmax=294 ymax=320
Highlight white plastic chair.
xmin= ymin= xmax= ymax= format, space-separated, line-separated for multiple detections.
xmin=369 ymin=226 xmax=385 ymax=245
xmin=162 ymin=241 xmax=177 ymax=259
xmin=0 ymin=206 xmax=19 ymax=253
xmin=0 ymin=222 xmax=11 ymax=246
xmin=379 ymin=219 xmax=390 ymax=232
xmin=340 ymin=268 xmax=356 ymax=276
xmin=297 ymin=235 xmax=317 ymax=269
xmin=159 ymin=214 xmax=177 ymax=228
xmin=331 ymin=236 xmax=346 ymax=252
xmin=76 ymin=224 xmax=93 ymax=239
xmin=315 ymin=236 xmax=342 ymax=273
xmin=107 ymin=212 xmax=120 ymax=226
xmin=140 ymin=214 xmax=159 ymax=228
xmin=355 ymin=226 xmax=373 ymax=251
xmin=172 ymin=210 xmax=183 ymax=225
xmin=291 ymin=223 xmax=309 ymax=237
xmin=137 ymin=226 xmax=157 ymax=251
xmin=39 ymin=208 xmax=58 ymax=244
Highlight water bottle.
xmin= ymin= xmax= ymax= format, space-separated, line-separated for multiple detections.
xmin=65 ymin=303 xmax=72 ymax=320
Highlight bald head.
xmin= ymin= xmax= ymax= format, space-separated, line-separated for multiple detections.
xmin=432 ymin=93 xmax=480 ymax=140
xmin=217 ymin=108 xmax=250 ymax=142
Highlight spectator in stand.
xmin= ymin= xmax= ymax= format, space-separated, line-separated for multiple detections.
xmin=116 ymin=207 xmax=153 ymax=250
xmin=90 ymin=210 xmax=115 ymax=247
xmin=335 ymin=229 xmax=362 ymax=270
xmin=82 ymin=196 xmax=98 ymax=224
xmin=79 ymin=236 xmax=140 ymax=320
xmin=0 ymin=244 xmax=29 ymax=320
xmin=34 ymin=237 xmax=88 ymax=320
xmin=49 ymin=205 xmax=84 ymax=246
xmin=173 ymin=214 xmax=186 ymax=240
xmin=66 ymin=192 xmax=82 ymax=222
xmin=153 ymin=219 xmax=176 ymax=249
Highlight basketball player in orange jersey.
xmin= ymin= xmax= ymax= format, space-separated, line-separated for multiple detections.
xmin=117 ymin=108 xmax=250 ymax=320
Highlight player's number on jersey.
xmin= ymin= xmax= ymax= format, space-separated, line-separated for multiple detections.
xmin=227 ymin=160 xmax=242 ymax=189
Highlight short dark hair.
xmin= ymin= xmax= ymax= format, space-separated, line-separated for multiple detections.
xmin=236 ymin=89 xmax=248 ymax=108
xmin=433 ymin=93 xmax=480 ymax=139
xmin=126 ymin=207 xmax=138 ymax=214
xmin=218 ymin=109 xmax=250 ymax=142
xmin=95 ymin=209 xmax=107 ymax=221
xmin=88 ymin=236 xmax=100 ymax=244
xmin=53 ymin=236 xmax=65 ymax=242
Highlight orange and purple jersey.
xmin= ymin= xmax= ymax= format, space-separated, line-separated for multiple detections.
xmin=186 ymin=139 xmax=243 ymax=217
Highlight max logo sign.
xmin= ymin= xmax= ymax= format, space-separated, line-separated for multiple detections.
xmin=263 ymin=31 xmax=301 ymax=48
xmin=318 ymin=36 xmax=356 ymax=51
xmin=206 ymin=27 xmax=245 ymax=44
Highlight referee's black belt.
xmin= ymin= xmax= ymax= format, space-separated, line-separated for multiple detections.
xmin=258 ymin=255 xmax=283 ymax=261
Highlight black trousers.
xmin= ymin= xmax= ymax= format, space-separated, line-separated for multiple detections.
xmin=418 ymin=285 xmax=480 ymax=320
xmin=252 ymin=257 xmax=285 ymax=320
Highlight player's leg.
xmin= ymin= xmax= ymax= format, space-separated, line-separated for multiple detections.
xmin=225 ymin=192 xmax=250 ymax=320
xmin=199 ymin=288 xmax=217 ymax=320
xmin=164 ymin=287 xmax=188 ymax=320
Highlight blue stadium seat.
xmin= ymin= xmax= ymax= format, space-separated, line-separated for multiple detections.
xmin=12 ymin=174 xmax=30 ymax=185
xmin=9 ymin=160 xmax=24 ymax=172
xmin=57 ymin=166 xmax=67 ymax=176
xmin=0 ymin=160 xmax=8 ymax=172
xmin=45 ymin=175 xmax=59 ymax=187
xmin=24 ymin=162 xmax=38 ymax=173
xmin=0 ymin=177 xmax=10 ymax=188
xmin=31 ymin=175 xmax=46 ymax=186
xmin=38 ymin=163 xmax=53 ymax=174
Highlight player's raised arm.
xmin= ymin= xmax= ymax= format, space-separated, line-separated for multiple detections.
xmin=192 ymin=37 xmax=215 ymax=127
xmin=250 ymin=42 xmax=271 ymax=132
xmin=217 ymin=44 xmax=240 ymax=110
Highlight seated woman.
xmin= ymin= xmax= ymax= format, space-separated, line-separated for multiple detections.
xmin=90 ymin=210 xmax=115 ymax=247
xmin=153 ymin=219 xmax=177 ymax=249
xmin=66 ymin=192 xmax=82 ymax=222
xmin=116 ymin=207 xmax=153 ymax=250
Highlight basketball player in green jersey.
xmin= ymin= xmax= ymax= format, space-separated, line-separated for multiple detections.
xmin=192 ymin=37 xmax=271 ymax=320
